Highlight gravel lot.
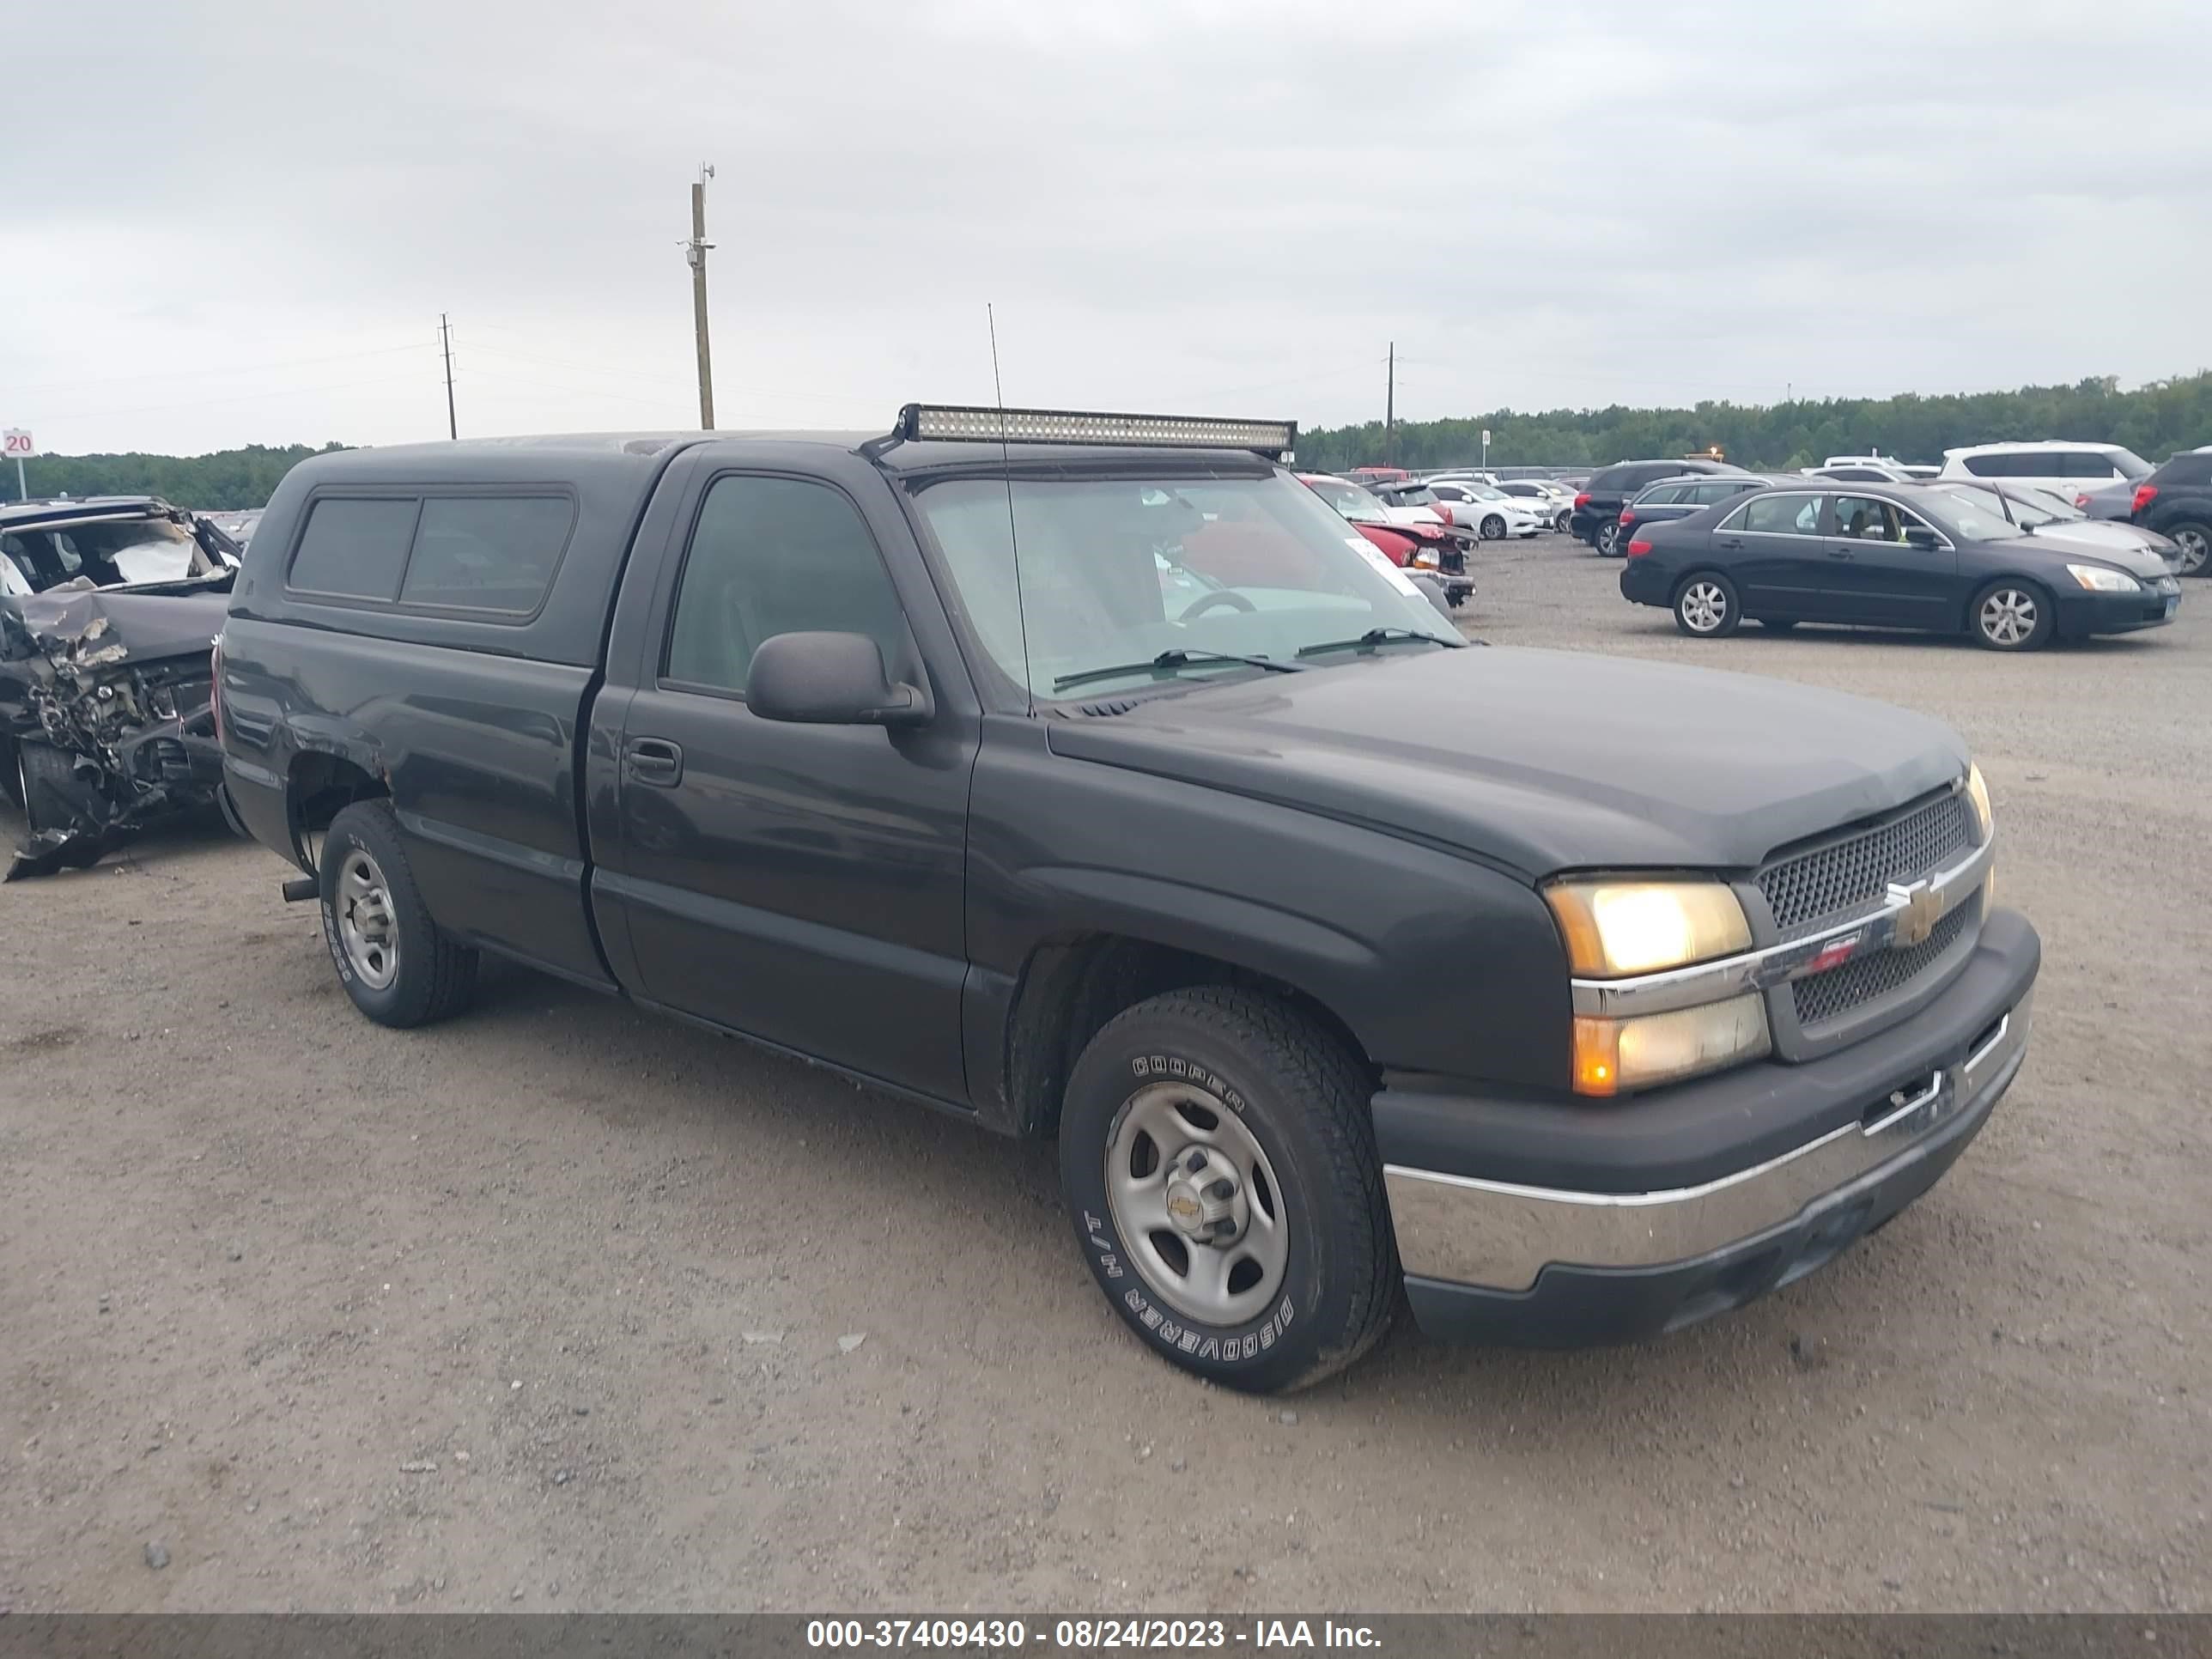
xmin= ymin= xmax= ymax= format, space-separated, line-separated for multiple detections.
xmin=3 ymin=534 xmax=2207 ymax=1613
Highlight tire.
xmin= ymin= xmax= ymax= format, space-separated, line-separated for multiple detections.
xmin=2165 ymin=520 xmax=2210 ymax=577
xmin=1059 ymin=987 xmax=1396 ymax=1394
xmin=1595 ymin=520 xmax=1624 ymax=558
xmin=318 ymin=799 xmax=477 ymax=1027
xmin=0 ymin=733 xmax=21 ymax=809
xmin=1969 ymin=579 xmax=2053 ymax=652
xmin=1553 ymin=509 xmax=1572 ymax=534
xmin=1480 ymin=514 xmax=1506 ymax=541
xmin=15 ymin=739 xmax=90 ymax=836
xmin=1759 ymin=617 xmax=1798 ymax=632
xmin=1674 ymin=571 xmax=1742 ymax=638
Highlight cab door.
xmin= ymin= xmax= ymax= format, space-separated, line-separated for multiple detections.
xmin=590 ymin=448 xmax=980 ymax=1104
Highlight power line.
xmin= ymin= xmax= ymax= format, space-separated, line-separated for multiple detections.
xmin=7 ymin=340 xmax=439 ymax=396
xmin=40 ymin=371 xmax=446 ymax=424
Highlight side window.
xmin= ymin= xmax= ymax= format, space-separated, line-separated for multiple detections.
xmin=1638 ymin=484 xmax=1680 ymax=506
xmin=399 ymin=495 xmax=574 ymax=614
xmin=1833 ymin=495 xmax=1906 ymax=542
xmin=1690 ymin=481 xmax=1736 ymax=505
xmin=289 ymin=498 xmax=418 ymax=599
xmin=1741 ymin=493 xmax=1824 ymax=535
xmin=2063 ymin=453 xmax=2117 ymax=479
xmin=665 ymin=475 xmax=907 ymax=696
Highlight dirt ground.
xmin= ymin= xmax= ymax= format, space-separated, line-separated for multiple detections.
xmin=3 ymin=536 xmax=2207 ymax=1614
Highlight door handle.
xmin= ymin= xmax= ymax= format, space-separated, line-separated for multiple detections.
xmin=1828 ymin=549 xmax=1856 ymax=561
xmin=1720 ymin=538 xmax=1745 ymax=550
xmin=623 ymin=737 xmax=684 ymax=786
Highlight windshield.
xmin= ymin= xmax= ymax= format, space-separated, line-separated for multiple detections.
xmin=1304 ymin=477 xmax=1389 ymax=523
xmin=0 ymin=515 xmax=206 ymax=592
xmin=910 ymin=472 xmax=1459 ymax=701
xmin=1942 ymin=483 xmax=2081 ymax=528
xmin=1923 ymin=486 xmax=2043 ymax=542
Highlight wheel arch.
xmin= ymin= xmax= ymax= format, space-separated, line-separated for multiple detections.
xmin=1001 ymin=931 xmax=1373 ymax=1139
xmin=287 ymin=746 xmax=389 ymax=870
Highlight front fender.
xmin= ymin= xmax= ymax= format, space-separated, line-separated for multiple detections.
xmin=964 ymin=722 xmax=1575 ymax=1112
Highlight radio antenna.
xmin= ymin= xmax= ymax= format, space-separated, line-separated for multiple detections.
xmin=988 ymin=303 xmax=1035 ymax=715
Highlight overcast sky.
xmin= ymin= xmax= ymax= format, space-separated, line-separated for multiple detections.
xmin=7 ymin=0 xmax=2208 ymax=457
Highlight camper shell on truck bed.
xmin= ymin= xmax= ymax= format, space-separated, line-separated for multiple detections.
xmin=217 ymin=408 xmax=2041 ymax=1393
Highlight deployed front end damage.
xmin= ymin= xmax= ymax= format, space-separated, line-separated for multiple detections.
xmin=2 ymin=579 xmax=231 ymax=879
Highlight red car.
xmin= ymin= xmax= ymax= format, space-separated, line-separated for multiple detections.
xmin=1297 ymin=473 xmax=1474 ymax=607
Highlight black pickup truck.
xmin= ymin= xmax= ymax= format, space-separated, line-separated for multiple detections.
xmin=217 ymin=407 xmax=2041 ymax=1392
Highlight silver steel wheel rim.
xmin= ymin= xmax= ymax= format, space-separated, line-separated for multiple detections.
xmin=335 ymin=848 xmax=399 ymax=990
xmin=1598 ymin=524 xmax=1620 ymax=555
xmin=1681 ymin=581 xmax=1728 ymax=633
xmin=1482 ymin=516 xmax=1504 ymax=540
xmin=2174 ymin=529 xmax=2209 ymax=574
xmin=1980 ymin=588 xmax=2037 ymax=645
xmin=1103 ymin=1080 xmax=1290 ymax=1328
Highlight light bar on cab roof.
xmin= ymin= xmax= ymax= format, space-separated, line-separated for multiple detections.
xmin=895 ymin=404 xmax=1297 ymax=459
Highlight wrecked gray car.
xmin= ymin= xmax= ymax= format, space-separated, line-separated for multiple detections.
xmin=2 ymin=497 xmax=238 ymax=878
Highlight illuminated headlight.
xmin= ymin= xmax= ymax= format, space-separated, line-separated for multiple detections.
xmin=1544 ymin=878 xmax=1753 ymax=978
xmin=1572 ymin=995 xmax=1771 ymax=1097
xmin=2066 ymin=563 xmax=2140 ymax=592
xmin=1963 ymin=763 xmax=1994 ymax=843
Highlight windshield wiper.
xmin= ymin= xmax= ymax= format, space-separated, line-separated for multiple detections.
xmin=1295 ymin=628 xmax=1459 ymax=659
xmin=1052 ymin=649 xmax=1302 ymax=694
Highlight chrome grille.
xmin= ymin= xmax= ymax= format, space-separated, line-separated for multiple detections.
xmin=1791 ymin=902 xmax=1975 ymax=1029
xmin=1759 ymin=793 xmax=1973 ymax=933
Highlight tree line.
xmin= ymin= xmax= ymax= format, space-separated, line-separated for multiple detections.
xmin=8 ymin=443 xmax=346 ymax=510
xmin=15 ymin=371 xmax=2209 ymax=506
xmin=1297 ymin=372 xmax=2212 ymax=474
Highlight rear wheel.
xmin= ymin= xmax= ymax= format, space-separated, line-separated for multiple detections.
xmin=318 ymin=799 xmax=478 ymax=1026
xmin=1553 ymin=508 xmax=1572 ymax=534
xmin=1059 ymin=988 xmax=1395 ymax=1393
xmin=1674 ymin=572 xmax=1741 ymax=638
xmin=1595 ymin=521 xmax=1624 ymax=558
xmin=1970 ymin=580 xmax=2053 ymax=652
xmin=0 ymin=734 xmax=21 ymax=809
xmin=2166 ymin=520 xmax=2210 ymax=576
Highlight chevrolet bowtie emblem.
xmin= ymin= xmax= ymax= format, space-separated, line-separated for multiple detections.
xmin=1887 ymin=879 xmax=1943 ymax=949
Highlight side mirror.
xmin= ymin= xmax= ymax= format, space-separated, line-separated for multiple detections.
xmin=1905 ymin=526 xmax=1942 ymax=550
xmin=745 ymin=631 xmax=931 ymax=727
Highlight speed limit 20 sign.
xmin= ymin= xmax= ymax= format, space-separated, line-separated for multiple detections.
xmin=2 ymin=429 xmax=34 ymax=458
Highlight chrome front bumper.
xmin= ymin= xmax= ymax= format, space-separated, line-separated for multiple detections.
xmin=1385 ymin=988 xmax=2032 ymax=1295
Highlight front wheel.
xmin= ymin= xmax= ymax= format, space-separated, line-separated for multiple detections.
xmin=1480 ymin=514 xmax=1506 ymax=540
xmin=2166 ymin=520 xmax=2209 ymax=576
xmin=1059 ymin=988 xmax=1396 ymax=1393
xmin=1674 ymin=572 xmax=1741 ymax=637
xmin=319 ymin=799 xmax=478 ymax=1026
xmin=1595 ymin=521 xmax=1624 ymax=558
xmin=1970 ymin=580 xmax=2052 ymax=651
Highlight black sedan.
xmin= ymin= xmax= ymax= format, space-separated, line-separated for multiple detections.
xmin=1618 ymin=481 xmax=2181 ymax=651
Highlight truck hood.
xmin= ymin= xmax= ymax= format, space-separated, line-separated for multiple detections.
xmin=1046 ymin=646 xmax=1968 ymax=878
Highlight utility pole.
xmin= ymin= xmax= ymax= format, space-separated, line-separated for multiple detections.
xmin=440 ymin=313 xmax=458 ymax=440
xmin=687 ymin=164 xmax=717 ymax=428
xmin=1384 ymin=342 xmax=1396 ymax=465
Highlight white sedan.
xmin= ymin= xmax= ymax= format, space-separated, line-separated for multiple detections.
xmin=1419 ymin=480 xmax=1543 ymax=539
